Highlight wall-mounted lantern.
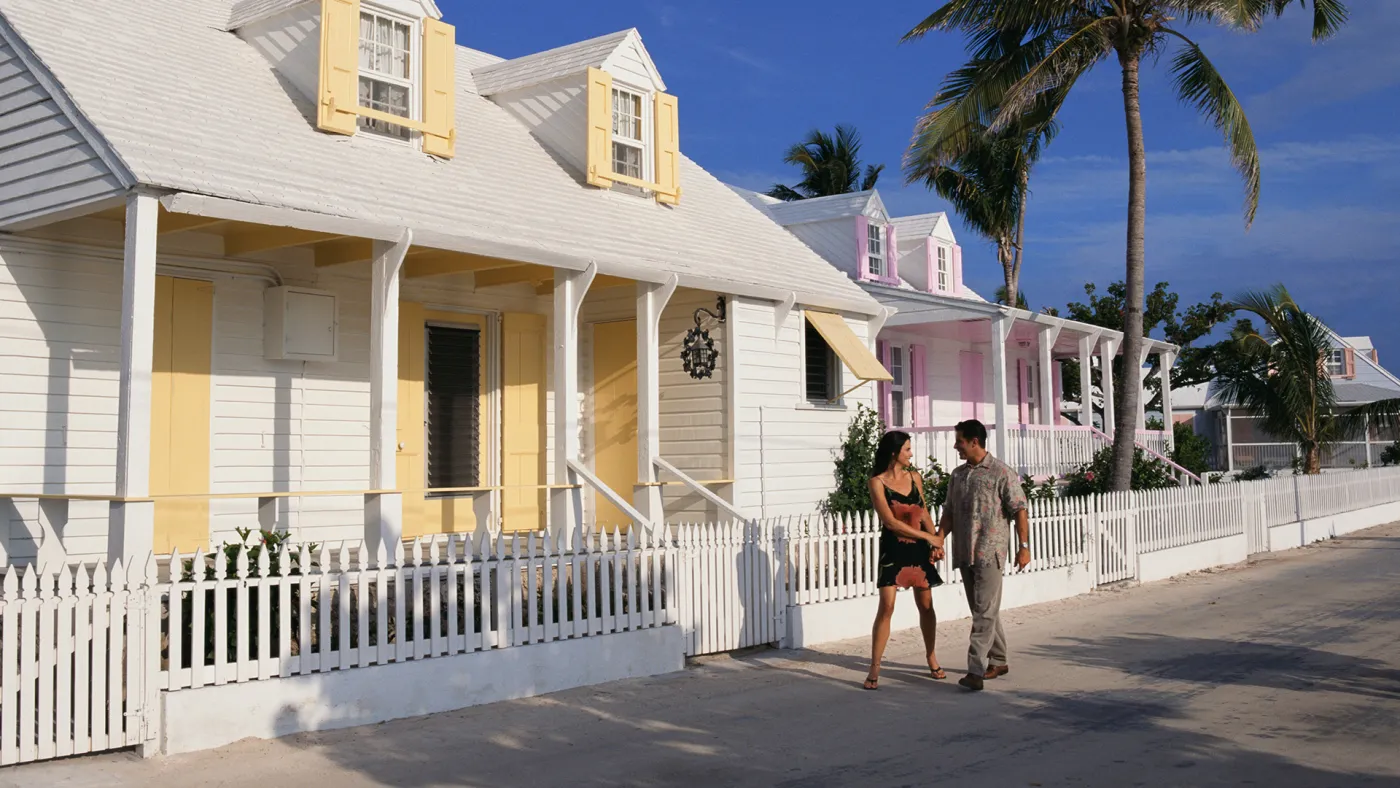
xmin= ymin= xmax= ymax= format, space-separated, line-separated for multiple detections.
xmin=681 ymin=296 xmax=726 ymax=380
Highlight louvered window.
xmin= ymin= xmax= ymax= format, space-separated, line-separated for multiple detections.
xmin=805 ymin=320 xmax=839 ymax=403
xmin=426 ymin=325 xmax=480 ymax=490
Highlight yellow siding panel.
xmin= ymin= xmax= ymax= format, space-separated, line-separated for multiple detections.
xmin=585 ymin=66 xmax=614 ymax=188
xmin=502 ymin=313 xmax=546 ymax=532
xmin=654 ymin=91 xmax=680 ymax=204
xmin=591 ymin=320 xmax=638 ymax=529
xmin=421 ymin=18 xmax=457 ymax=158
xmin=151 ymin=277 xmax=213 ymax=554
xmin=317 ymin=0 xmax=361 ymax=135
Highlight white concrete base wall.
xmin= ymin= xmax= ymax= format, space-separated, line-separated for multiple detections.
xmin=1269 ymin=501 xmax=1400 ymax=554
xmin=160 ymin=627 xmax=684 ymax=756
xmin=1138 ymin=534 xmax=1247 ymax=584
xmin=784 ymin=564 xmax=1093 ymax=650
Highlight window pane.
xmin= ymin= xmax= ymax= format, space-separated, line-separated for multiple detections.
xmin=892 ymin=392 xmax=905 ymax=427
xmin=890 ymin=346 xmax=903 ymax=385
xmin=806 ymin=321 xmax=835 ymax=402
xmin=611 ymin=88 xmax=643 ymax=141
xmin=359 ymin=77 xmax=411 ymax=138
xmin=612 ymin=142 xmax=643 ymax=179
xmin=426 ymin=325 xmax=481 ymax=489
xmin=868 ymin=255 xmax=883 ymax=277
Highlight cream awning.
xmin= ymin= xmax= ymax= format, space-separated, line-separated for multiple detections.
xmin=804 ymin=310 xmax=892 ymax=382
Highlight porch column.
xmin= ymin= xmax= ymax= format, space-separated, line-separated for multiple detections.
xmin=990 ymin=313 xmax=1012 ymax=462
xmin=365 ymin=230 xmax=412 ymax=561
xmin=636 ymin=276 xmax=678 ymax=524
xmin=1037 ymin=324 xmax=1061 ymax=426
xmin=1077 ymin=332 xmax=1099 ymax=429
xmin=551 ymin=264 xmax=597 ymax=539
xmin=1099 ymin=337 xmax=1119 ymax=437
xmin=109 ymin=191 xmax=159 ymax=564
xmin=1160 ymin=349 xmax=1177 ymax=451
xmin=1137 ymin=344 xmax=1152 ymax=433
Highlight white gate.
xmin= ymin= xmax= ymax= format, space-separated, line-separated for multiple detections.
xmin=676 ymin=521 xmax=786 ymax=657
xmin=0 ymin=560 xmax=156 ymax=766
xmin=1095 ymin=494 xmax=1138 ymax=585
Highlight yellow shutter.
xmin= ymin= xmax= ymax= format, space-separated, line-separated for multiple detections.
xmin=151 ymin=277 xmax=213 ymax=554
xmin=502 ymin=313 xmax=547 ymax=531
xmin=421 ymin=18 xmax=457 ymax=158
xmin=585 ymin=66 xmax=614 ymax=188
xmin=397 ymin=302 xmax=426 ymax=532
xmin=654 ymin=91 xmax=681 ymax=205
xmin=317 ymin=0 xmax=361 ymax=135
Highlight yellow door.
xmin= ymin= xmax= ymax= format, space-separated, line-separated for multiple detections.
xmin=592 ymin=320 xmax=638 ymax=529
xmin=502 ymin=313 xmax=546 ymax=531
xmin=150 ymin=276 xmax=213 ymax=554
xmin=398 ymin=306 xmax=489 ymax=537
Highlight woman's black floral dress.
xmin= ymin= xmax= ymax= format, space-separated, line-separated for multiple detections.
xmin=877 ymin=478 xmax=944 ymax=589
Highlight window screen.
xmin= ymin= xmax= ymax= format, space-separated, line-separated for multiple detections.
xmin=426 ymin=325 xmax=481 ymax=490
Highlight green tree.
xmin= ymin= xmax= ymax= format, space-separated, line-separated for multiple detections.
xmin=1051 ymin=281 xmax=1237 ymax=426
xmin=905 ymin=102 xmax=1060 ymax=306
xmin=903 ymin=0 xmax=1348 ymax=491
xmin=1171 ymin=421 xmax=1213 ymax=476
xmin=767 ymin=125 xmax=885 ymax=202
xmin=821 ymin=404 xmax=885 ymax=515
xmin=1216 ymin=285 xmax=1398 ymax=474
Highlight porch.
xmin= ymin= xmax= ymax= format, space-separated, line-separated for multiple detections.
xmin=870 ymin=287 xmax=1182 ymax=479
xmin=4 ymin=191 xmax=885 ymax=568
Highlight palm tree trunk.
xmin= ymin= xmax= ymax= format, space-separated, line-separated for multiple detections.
xmin=1110 ymin=50 xmax=1148 ymax=493
xmin=999 ymin=240 xmax=1016 ymax=306
xmin=1305 ymin=444 xmax=1321 ymax=475
xmin=1011 ymin=164 xmax=1029 ymax=306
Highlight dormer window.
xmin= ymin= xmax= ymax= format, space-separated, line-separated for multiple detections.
xmin=936 ymin=245 xmax=950 ymax=291
xmin=1325 ymin=348 xmax=1347 ymax=376
xmin=611 ymin=87 xmax=647 ymax=180
xmin=357 ymin=9 xmax=417 ymax=140
xmin=867 ymin=223 xmax=885 ymax=278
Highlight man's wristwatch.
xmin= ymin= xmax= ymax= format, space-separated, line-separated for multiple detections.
xmin=1018 ymin=541 xmax=1030 ymax=550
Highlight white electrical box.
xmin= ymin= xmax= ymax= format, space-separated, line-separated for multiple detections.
xmin=264 ymin=286 xmax=338 ymax=361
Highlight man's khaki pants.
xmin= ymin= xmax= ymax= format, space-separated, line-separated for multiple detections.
xmin=960 ymin=559 xmax=1007 ymax=676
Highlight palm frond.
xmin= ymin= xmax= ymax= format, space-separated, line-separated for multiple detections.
xmin=991 ymin=17 xmax=1114 ymax=132
xmin=1165 ymin=30 xmax=1261 ymax=226
xmin=1270 ymin=0 xmax=1350 ymax=41
xmin=764 ymin=184 xmax=806 ymax=202
xmin=860 ymin=163 xmax=884 ymax=191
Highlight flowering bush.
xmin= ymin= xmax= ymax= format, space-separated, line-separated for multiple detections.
xmin=1062 ymin=446 xmax=1178 ymax=496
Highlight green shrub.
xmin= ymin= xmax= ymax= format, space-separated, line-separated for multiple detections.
xmin=1171 ymin=422 xmax=1213 ymax=476
xmin=821 ymin=404 xmax=885 ymax=516
xmin=1380 ymin=442 xmax=1400 ymax=467
xmin=1237 ymin=465 xmax=1272 ymax=481
xmin=1061 ymin=446 xmax=1178 ymax=496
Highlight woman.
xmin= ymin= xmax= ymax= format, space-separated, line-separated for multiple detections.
xmin=863 ymin=430 xmax=945 ymax=690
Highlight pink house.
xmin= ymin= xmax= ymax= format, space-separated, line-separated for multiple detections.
xmin=735 ymin=187 xmax=1184 ymax=479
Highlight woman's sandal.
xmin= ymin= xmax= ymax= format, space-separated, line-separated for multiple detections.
xmin=929 ymin=666 xmax=947 ymax=680
xmin=863 ymin=675 xmax=880 ymax=690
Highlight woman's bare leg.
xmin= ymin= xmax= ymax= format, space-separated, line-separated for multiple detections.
xmin=867 ymin=586 xmax=898 ymax=684
xmin=913 ymin=587 xmax=942 ymax=675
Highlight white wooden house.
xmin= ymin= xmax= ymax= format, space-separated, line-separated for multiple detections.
xmin=734 ymin=187 xmax=1184 ymax=479
xmin=0 ymin=0 xmax=895 ymax=567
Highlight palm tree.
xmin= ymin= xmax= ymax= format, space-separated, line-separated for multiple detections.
xmin=767 ymin=125 xmax=885 ymax=201
xmin=905 ymin=81 xmax=1062 ymax=308
xmin=904 ymin=0 xmax=1349 ymax=491
xmin=1217 ymin=285 xmax=1399 ymax=474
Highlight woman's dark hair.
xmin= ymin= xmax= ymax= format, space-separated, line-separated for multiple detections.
xmin=871 ymin=430 xmax=912 ymax=479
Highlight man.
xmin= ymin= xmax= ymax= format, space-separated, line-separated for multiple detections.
xmin=937 ymin=419 xmax=1030 ymax=691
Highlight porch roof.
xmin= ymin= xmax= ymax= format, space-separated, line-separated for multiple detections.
xmin=866 ymin=284 xmax=1180 ymax=359
xmin=0 ymin=0 xmax=882 ymax=318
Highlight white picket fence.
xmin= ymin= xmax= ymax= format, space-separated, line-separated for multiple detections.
xmin=4 ymin=466 xmax=1400 ymax=766
xmin=158 ymin=528 xmax=676 ymax=692
xmin=0 ymin=558 xmax=157 ymax=766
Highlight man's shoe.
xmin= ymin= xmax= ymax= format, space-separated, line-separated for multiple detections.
xmin=958 ymin=674 xmax=985 ymax=691
xmin=984 ymin=664 xmax=1009 ymax=680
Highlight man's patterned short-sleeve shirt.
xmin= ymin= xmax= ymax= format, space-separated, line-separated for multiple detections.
xmin=946 ymin=453 xmax=1028 ymax=569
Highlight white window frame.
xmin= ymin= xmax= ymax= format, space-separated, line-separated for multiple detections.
xmin=800 ymin=314 xmax=845 ymax=409
xmin=356 ymin=4 xmax=421 ymax=145
xmin=936 ymin=245 xmax=950 ymax=291
xmin=866 ymin=223 xmax=885 ymax=279
xmin=609 ymin=80 xmax=653 ymax=183
xmin=1325 ymin=348 xmax=1347 ymax=377
xmin=889 ymin=344 xmax=907 ymax=427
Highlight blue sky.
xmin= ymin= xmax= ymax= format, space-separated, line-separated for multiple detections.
xmin=443 ymin=1 xmax=1400 ymax=358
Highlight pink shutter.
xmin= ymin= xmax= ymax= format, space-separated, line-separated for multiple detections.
xmin=855 ymin=215 xmax=870 ymax=281
xmin=1017 ymin=358 xmax=1030 ymax=424
xmin=876 ymin=339 xmax=891 ymax=424
xmin=960 ymin=351 xmax=984 ymax=420
xmin=1344 ymin=348 xmax=1356 ymax=379
xmin=886 ymin=224 xmax=899 ymax=284
xmin=1052 ymin=361 xmax=1064 ymax=425
xmin=952 ymin=244 xmax=964 ymax=295
xmin=925 ymin=241 xmax=938 ymax=293
xmin=911 ymin=343 xmax=929 ymax=427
